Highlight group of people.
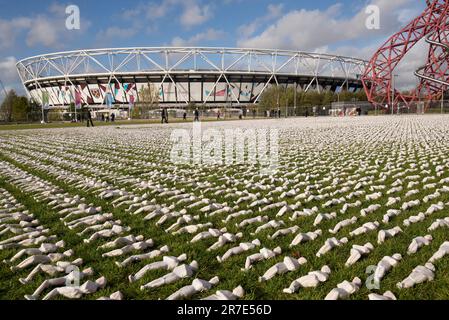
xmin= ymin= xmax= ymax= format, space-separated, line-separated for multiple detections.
xmin=161 ymin=108 xmax=201 ymax=124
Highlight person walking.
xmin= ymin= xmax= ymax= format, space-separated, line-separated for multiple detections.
xmin=161 ymin=107 xmax=169 ymax=124
xmin=183 ymin=111 xmax=187 ymax=121
xmin=111 ymin=112 xmax=116 ymax=123
xmin=217 ymin=111 xmax=221 ymax=120
xmin=194 ymin=108 xmax=200 ymax=122
xmin=87 ymin=108 xmax=94 ymax=127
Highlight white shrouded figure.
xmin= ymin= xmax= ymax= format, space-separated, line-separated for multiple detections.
xmin=102 ymin=239 xmax=154 ymax=258
xmin=428 ymin=218 xmax=449 ymax=231
xmin=383 ymin=209 xmax=401 ymax=223
xmin=84 ymin=225 xmax=131 ymax=243
xmin=329 ymin=217 xmax=357 ymax=234
xmin=243 ymin=247 xmax=282 ymax=270
xmin=140 ymin=261 xmax=198 ymax=290
xmin=99 ymin=235 xmax=144 ymax=250
xmin=191 ymin=228 xmax=227 ymax=243
xmin=11 ymin=250 xmax=74 ymax=271
xmin=166 ymin=276 xmax=219 ymax=300
xmin=24 ymin=267 xmax=94 ymax=300
xmin=397 ymin=263 xmax=435 ymax=289
xmin=324 ymin=277 xmax=362 ymax=300
xmin=236 ymin=216 xmax=269 ymax=229
xmin=208 ymin=233 xmax=243 ymax=251
xmin=129 ymin=254 xmax=187 ymax=283
xmin=368 ymin=291 xmax=397 ymax=300
xmin=259 ymin=256 xmax=307 ymax=282
xmin=19 ymin=258 xmax=83 ymax=284
xmin=345 ymin=243 xmax=374 ymax=267
xmin=97 ymin=291 xmax=124 ymax=301
xmin=378 ymin=226 xmax=403 ymax=244
xmin=252 ymin=220 xmax=285 ymax=235
xmin=349 ymin=221 xmax=380 ymax=237
xmin=172 ymin=223 xmax=213 ymax=235
xmin=374 ymin=254 xmax=402 ymax=284
xmin=116 ymin=245 xmax=170 ymax=268
xmin=316 ymin=237 xmax=349 ymax=257
xmin=313 ymin=212 xmax=337 ymax=226
xmin=202 ymin=286 xmax=245 ymax=300
xmin=290 ymin=229 xmax=322 ymax=247
xmin=269 ymin=226 xmax=299 ymax=239
xmin=217 ymin=240 xmax=261 ymax=263
xmin=428 ymin=241 xmax=449 ymax=263
xmin=403 ymin=213 xmax=426 ymax=227
xmin=360 ymin=204 xmax=381 ymax=217
xmin=42 ymin=277 xmax=107 ymax=300
xmin=283 ymin=265 xmax=331 ymax=294
xmin=407 ymin=235 xmax=433 ymax=255
xmin=8 ymin=240 xmax=65 ymax=263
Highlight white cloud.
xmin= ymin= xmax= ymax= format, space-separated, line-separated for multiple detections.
xmin=0 ymin=5 xmax=91 ymax=51
xmin=0 ymin=56 xmax=18 ymax=82
xmin=180 ymin=1 xmax=213 ymax=28
xmin=237 ymin=3 xmax=284 ymax=39
xmin=171 ymin=29 xmax=226 ymax=46
xmin=237 ymin=0 xmax=419 ymax=51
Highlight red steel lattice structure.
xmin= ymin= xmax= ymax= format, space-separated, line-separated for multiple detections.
xmin=362 ymin=0 xmax=449 ymax=109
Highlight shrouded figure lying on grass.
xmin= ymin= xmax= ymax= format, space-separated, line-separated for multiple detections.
xmin=345 ymin=243 xmax=374 ymax=267
xmin=207 ymin=232 xmax=243 ymax=251
xmin=24 ymin=267 xmax=95 ymax=300
xmin=324 ymin=277 xmax=362 ymax=300
xmin=116 ymin=245 xmax=170 ymax=268
xmin=397 ymin=263 xmax=435 ymax=289
xmin=202 ymin=286 xmax=245 ymax=300
xmin=349 ymin=221 xmax=380 ymax=237
xmin=102 ymin=239 xmax=154 ymax=258
xmin=407 ymin=235 xmax=433 ymax=255
xmin=283 ymin=265 xmax=331 ymax=294
xmin=99 ymin=234 xmax=144 ymax=250
xmin=65 ymin=213 xmax=113 ymax=229
xmin=191 ymin=228 xmax=227 ymax=243
xmin=0 ymin=228 xmax=50 ymax=247
xmin=140 ymin=261 xmax=198 ymax=290
xmin=19 ymin=258 xmax=83 ymax=284
xmin=316 ymin=237 xmax=349 ymax=258
xmin=42 ymin=277 xmax=107 ymax=300
xmin=368 ymin=291 xmax=397 ymax=300
xmin=77 ymin=220 xmax=122 ymax=236
xmin=129 ymin=254 xmax=187 ymax=283
xmin=374 ymin=254 xmax=402 ymax=284
xmin=428 ymin=241 xmax=449 ymax=263
xmin=11 ymin=249 xmax=74 ymax=271
xmin=166 ymin=277 xmax=219 ymax=300
xmin=84 ymin=225 xmax=131 ymax=243
xmin=252 ymin=220 xmax=285 ymax=235
xmin=172 ymin=223 xmax=213 ymax=235
xmin=329 ymin=217 xmax=357 ymax=234
xmin=217 ymin=239 xmax=261 ymax=263
xmin=290 ymin=229 xmax=322 ymax=247
xmin=243 ymin=247 xmax=282 ymax=271
xmin=259 ymin=256 xmax=307 ymax=282
xmin=7 ymin=240 xmax=65 ymax=263
xmin=378 ymin=226 xmax=403 ymax=244
xmin=268 ymin=226 xmax=299 ymax=239
xmin=97 ymin=291 xmax=124 ymax=300
xmin=428 ymin=217 xmax=449 ymax=231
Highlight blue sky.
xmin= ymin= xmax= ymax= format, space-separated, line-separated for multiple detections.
xmin=0 ymin=0 xmax=426 ymax=95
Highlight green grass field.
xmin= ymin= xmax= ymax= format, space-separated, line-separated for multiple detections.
xmin=1 ymin=115 xmax=449 ymax=300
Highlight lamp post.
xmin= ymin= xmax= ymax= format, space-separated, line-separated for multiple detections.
xmin=442 ymin=86 xmax=445 ymax=115
xmin=391 ymin=74 xmax=399 ymax=116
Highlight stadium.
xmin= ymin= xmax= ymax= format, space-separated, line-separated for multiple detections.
xmin=16 ymin=47 xmax=367 ymax=109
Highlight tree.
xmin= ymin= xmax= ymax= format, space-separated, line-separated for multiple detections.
xmin=134 ymin=84 xmax=160 ymax=119
xmin=11 ymin=95 xmax=30 ymax=122
xmin=0 ymin=90 xmax=16 ymax=122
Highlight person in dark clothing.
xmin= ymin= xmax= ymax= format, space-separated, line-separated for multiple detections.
xmin=101 ymin=114 xmax=105 ymax=122
xmin=183 ymin=111 xmax=187 ymax=121
xmin=161 ymin=108 xmax=169 ymax=124
xmin=194 ymin=108 xmax=200 ymax=122
xmin=217 ymin=111 xmax=221 ymax=120
xmin=111 ymin=113 xmax=116 ymax=122
xmin=87 ymin=109 xmax=94 ymax=127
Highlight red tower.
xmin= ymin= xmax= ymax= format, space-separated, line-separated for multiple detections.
xmin=362 ymin=0 xmax=449 ymax=110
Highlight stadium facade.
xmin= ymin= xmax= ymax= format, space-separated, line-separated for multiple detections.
xmin=16 ymin=47 xmax=367 ymax=109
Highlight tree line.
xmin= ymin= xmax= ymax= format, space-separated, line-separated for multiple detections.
xmin=258 ymin=86 xmax=368 ymax=111
xmin=0 ymin=90 xmax=42 ymax=123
